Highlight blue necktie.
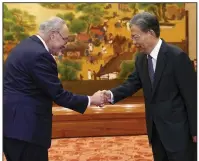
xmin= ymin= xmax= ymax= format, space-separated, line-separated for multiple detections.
xmin=148 ymin=55 xmax=155 ymax=86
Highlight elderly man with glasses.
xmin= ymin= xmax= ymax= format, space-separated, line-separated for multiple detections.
xmin=3 ymin=17 xmax=104 ymax=161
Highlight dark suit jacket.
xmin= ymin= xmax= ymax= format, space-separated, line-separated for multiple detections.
xmin=111 ymin=40 xmax=197 ymax=152
xmin=3 ymin=35 xmax=88 ymax=148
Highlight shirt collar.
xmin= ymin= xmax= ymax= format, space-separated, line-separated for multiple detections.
xmin=149 ymin=38 xmax=162 ymax=60
xmin=36 ymin=35 xmax=57 ymax=60
xmin=36 ymin=35 xmax=49 ymax=52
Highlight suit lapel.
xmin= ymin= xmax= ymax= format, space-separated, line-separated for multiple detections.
xmin=151 ymin=40 xmax=168 ymax=98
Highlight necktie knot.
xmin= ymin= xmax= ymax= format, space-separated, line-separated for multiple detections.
xmin=148 ymin=55 xmax=153 ymax=60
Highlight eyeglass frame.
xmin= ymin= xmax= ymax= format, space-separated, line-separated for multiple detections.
xmin=131 ymin=34 xmax=141 ymax=41
xmin=56 ymin=31 xmax=68 ymax=43
xmin=131 ymin=29 xmax=154 ymax=41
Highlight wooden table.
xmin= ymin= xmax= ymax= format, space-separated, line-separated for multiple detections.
xmin=52 ymin=97 xmax=147 ymax=138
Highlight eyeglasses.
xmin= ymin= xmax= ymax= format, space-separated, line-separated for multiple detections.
xmin=131 ymin=34 xmax=141 ymax=41
xmin=57 ymin=32 xmax=68 ymax=42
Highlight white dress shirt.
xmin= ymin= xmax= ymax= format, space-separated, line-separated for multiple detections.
xmin=147 ymin=39 xmax=162 ymax=72
xmin=35 ymin=35 xmax=91 ymax=107
xmin=109 ymin=39 xmax=162 ymax=103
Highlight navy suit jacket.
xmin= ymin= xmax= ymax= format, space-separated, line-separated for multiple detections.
xmin=111 ymin=40 xmax=197 ymax=152
xmin=3 ymin=35 xmax=88 ymax=148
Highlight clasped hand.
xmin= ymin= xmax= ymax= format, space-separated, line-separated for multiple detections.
xmin=90 ymin=90 xmax=111 ymax=107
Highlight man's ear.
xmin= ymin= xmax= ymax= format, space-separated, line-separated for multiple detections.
xmin=50 ymin=31 xmax=56 ymax=40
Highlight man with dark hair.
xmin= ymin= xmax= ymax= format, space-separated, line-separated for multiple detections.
xmin=102 ymin=12 xmax=197 ymax=161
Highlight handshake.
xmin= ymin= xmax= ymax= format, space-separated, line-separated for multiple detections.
xmin=90 ymin=90 xmax=112 ymax=107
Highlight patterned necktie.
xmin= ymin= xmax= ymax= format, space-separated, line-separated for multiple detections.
xmin=148 ymin=55 xmax=155 ymax=86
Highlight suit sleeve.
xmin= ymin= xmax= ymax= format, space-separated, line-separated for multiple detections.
xmin=174 ymin=52 xmax=197 ymax=136
xmin=110 ymin=56 xmax=142 ymax=104
xmin=31 ymin=53 xmax=88 ymax=114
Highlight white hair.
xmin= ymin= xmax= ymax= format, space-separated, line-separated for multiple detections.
xmin=39 ymin=17 xmax=66 ymax=34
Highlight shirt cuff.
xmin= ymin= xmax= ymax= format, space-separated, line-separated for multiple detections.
xmin=108 ymin=90 xmax=114 ymax=104
xmin=87 ymin=96 xmax=91 ymax=107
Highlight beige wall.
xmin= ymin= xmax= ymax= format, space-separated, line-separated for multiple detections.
xmin=185 ymin=3 xmax=197 ymax=60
